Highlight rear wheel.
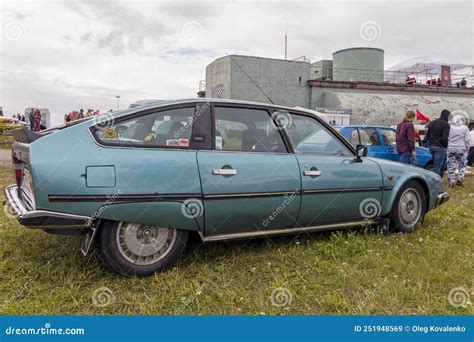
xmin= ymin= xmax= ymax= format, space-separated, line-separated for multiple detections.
xmin=97 ymin=220 xmax=188 ymax=277
xmin=391 ymin=181 xmax=426 ymax=233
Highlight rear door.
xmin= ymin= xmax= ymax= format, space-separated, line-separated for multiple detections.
xmin=283 ymin=112 xmax=384 ymax=226
xmin=197 ymin=105 xmax=301 ymax=236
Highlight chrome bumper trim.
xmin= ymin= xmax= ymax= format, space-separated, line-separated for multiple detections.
xmin=436 ymin=192 xmax=450 ymax=207
xmin=4 ymin=185 xmax=92 ymax=229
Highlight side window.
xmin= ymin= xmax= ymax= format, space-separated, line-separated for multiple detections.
xmin=379 ymin=129 xmax=396 ymax=146
xmin=285 ymin=113 xmax=352 ymax=156
xmin=345 ymin=128 xmax=360 ymax=146
xmin=213 ymin=107 xmax=286 ymax=153
xmin=359 ymin=128 xmax=380 ymax=146
xmin=94 ymin=107 xmax=195 ymax=148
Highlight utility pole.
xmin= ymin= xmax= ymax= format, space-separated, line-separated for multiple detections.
xmin=116 ymin=95 xmax=120 ymax=111
xmin=284 ymin=23 xmax=288 ymax=60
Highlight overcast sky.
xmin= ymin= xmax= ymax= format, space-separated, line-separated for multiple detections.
xmin=0 ymin=0 xmax=472 ymax=124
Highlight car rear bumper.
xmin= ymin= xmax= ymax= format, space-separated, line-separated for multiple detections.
xmin=4 ymin=185 xmax=92 ymax=229
xmin=436 ymin=192 xmax=450 ymax=207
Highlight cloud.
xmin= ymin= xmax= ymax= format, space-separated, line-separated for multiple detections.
xmin=0 ymin=0 xmax=472 ymax=124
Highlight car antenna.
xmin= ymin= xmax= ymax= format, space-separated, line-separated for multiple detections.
xmin=227 ymin=53 xmax=275 ymax=105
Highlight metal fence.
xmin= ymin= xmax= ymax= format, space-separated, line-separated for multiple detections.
xmin=312 ymin=66 xmax=473 ymax=87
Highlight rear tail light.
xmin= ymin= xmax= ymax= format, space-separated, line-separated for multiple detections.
xmin=12 ymin=152 xmax=24 ymax=189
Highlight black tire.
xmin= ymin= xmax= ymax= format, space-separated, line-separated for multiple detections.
xmin=97 ymin=220 xmax=188 ymax=277
xmin=391 ymin=181 xmax=426 ymax=233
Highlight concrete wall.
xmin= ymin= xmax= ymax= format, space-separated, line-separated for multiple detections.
xmin=311 ymin=60 xmax=333 ymax=80
xmin=310 ymin=87 xmax=474 ymax=125
xmin=205 ymin=56 xmax=232 ymax=98
xmin=332 ymin=48 xmax=384 ymax=83
xmin=206 ymin=55 xmax=311 ymax=107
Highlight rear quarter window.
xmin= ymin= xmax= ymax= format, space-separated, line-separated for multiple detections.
xmin=93 ymin=107 xmax=195 ymax=148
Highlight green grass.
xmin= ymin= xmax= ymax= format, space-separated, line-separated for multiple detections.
xmin=0 ymin=134 xmax=14 ymax=150
xmin=0 ymin=163 xmax=472 ymax=315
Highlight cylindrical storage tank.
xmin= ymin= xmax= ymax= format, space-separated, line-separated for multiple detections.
xmin=332 ymin=47 xmax=384 ymax=82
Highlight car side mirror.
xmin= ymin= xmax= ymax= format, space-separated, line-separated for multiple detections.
xmin=354 ymin=144 xmax=367 ymax=163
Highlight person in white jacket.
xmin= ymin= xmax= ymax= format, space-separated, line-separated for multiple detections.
xmin=446 ymin=114 xmax=470 ymax=187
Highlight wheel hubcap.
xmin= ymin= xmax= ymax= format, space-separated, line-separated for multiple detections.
xmin=116 ymin=222 xmax=177 ymax=265
xmin=398 ymin=189 xmax=422 ymax=227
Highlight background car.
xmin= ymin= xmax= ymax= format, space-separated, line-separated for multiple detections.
xmin=335 ymin=125 xmax=433 ymax=169
xmin=5 ymin=99 xmax=448 ymax=277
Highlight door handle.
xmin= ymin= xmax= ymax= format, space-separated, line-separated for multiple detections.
xmin=303 ymin=170 xmax=322 ymax=176
xmin=212 ymin=168 xmax=237 ymax=176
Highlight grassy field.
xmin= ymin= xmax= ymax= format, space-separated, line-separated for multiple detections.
xmin=0 ymin=162 xmax=472 ymax=315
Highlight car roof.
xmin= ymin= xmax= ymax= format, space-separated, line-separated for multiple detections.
xmin=119 ymin=98 xmax=327 ymax=118
xmin=336 ymin=125 xmax=395 ymax=129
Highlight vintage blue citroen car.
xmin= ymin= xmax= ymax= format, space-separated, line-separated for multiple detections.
xmin=5 ymin=99 xmax=449 ymax=277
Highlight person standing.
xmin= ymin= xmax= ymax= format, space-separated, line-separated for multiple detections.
xmin=33 ymin=109 xmax=41 ymax=132
xmin=468 ymin=125 xmax=474 ymax=167
xmin=396 ymin=111 xmax=416 ymax=165
xmin=28 ymin=108 xmax=35 ymax=130
xmin=446 ymin=115 xmax=470 ymax=187
xmin=424 ymin=109 xmax=451 ymax=176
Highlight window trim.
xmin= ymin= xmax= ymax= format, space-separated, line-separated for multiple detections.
xmin=275 ymin=110 xmax=356 ymax=156
xmin=89 ymin=103 xmax=197 ymax=150
xmin=210 ymin=104 xmax=291 ymax=154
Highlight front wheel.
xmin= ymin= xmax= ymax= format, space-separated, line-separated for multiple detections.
xmin=391 ymin=181 xmax=426 ymax=233
xmin=97 ymin=220 xmax=188 ymax=277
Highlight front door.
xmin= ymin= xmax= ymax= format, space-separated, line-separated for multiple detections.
xmin=284 ymin=113 xmax=384 ymax=227
xmin=197 ymin=105 xmax=301 ymax=236
xmin=378 ymin=127 xmax=399 ymax=162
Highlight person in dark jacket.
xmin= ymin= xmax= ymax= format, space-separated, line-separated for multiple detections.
xmin=28 ymin=108 xmax=35 ymax=130
xmin=396 ymin=111 xmax=416 ymax=164
xmin=423 ymin=109 xmax=451 ymax=176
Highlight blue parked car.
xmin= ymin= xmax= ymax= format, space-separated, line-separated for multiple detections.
xmin=4 ymin=100 xmax=448 ymax=276
xmin=333 ymin=125 xmax=433 ymax=169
